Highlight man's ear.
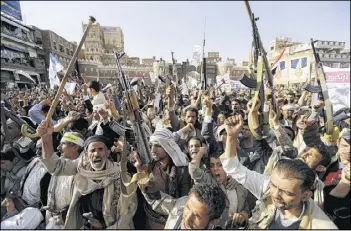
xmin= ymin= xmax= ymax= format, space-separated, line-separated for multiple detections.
xmin=301 ymin=190 xmax=312 ymax=202
xmin=315 ymin=165 xmax=326 ymax=173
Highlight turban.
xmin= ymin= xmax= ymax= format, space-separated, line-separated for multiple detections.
xmin=150 ymin=128 xmax=188 ymax=167
xmin=84 ymin=135 xmax=112 ymax=151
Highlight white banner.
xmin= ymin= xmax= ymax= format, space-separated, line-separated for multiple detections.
xmin=149 ymin=72 xmax=155 ymax=84
xmin=186 ymin=77 xmax=198 ymax=89
xmin=216 ymin=72 xmax=230 ymax=85
xmin=64 ymin=82 xmax=77 ymax=95
xmin=181 ymin=79 xmax=189 ymax=96
xmin=229 ymin=80 xmax=249 ymax=90
xmin=48 ymin=53 xmax=63 ymax=89
xmin=324 ymin=66 xmax=350 ymax=112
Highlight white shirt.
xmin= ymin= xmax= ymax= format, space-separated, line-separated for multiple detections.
xmin=54 ymin=175 xmax=75 ymax=210
xmin=221 ymin=155 xmax=270 ymax=200
xmin=91 ymin=91 xmax=107 ymax=106
xmin=22 ymin=161 xmax=48 ymax=206
xmin=1 ymin=207 xmax=43 ymax=229
xmin=227 ymin=188 xmax=238 ymax=215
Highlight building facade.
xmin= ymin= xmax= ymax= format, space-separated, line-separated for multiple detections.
xmin=82 ymin=22 xmax=125 ymax=65
xmin=1 ymin=13 xmax=46 ymax=88
xmin=128 ymin=57 xmax=140 ymax=66
xmin=39 ymin=29 xmax=77 ymax=73
xmin=78 ymin=22 xmax=154 ymax=84
xmin=207 ymin=52 xmax=221 ymax=64
xmin=77 ymin=59 xmax=153 ymax=85
xmin=268 ymin=37 xmax=351 ymax=84
xmin=142 ymin=57 xmax=155 ymax=66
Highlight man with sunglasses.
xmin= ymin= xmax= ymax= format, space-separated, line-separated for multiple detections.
xmin=220 ymin=115 xmax=337 ymax=229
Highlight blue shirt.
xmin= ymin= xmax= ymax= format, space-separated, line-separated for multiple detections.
xmin=28 ymin=104 xmax=57 ymax=125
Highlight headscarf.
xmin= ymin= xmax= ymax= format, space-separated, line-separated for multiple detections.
xmin=150 ymin=128 xmax=188 ymax=167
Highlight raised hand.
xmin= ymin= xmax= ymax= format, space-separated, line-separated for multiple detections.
xmin=82 ymin=212 xmax=103 ymax=229
xmin=130 ymin=151 xmax=148 ymax=173
xmin=269 ymin=105 xmax=280 ymax=128
xmin=313 ymin=100 xmax=325 ymax=112
xmin=180 ymin=123 xmax=195 ymax=134
xmin=66 ymin=111 xmax=81 ymax=122
xmin=104 ymin=100 xmax=116 ymax=110
xmin=249 ymin=98 xmax=261 ymax=113
xmin=166 ymin=86 xmax=173 ymax=99
xmin=37 ymin=120 xmax=54 ymax=138
xmin=224 ymin=115 xmax=243 ymax=137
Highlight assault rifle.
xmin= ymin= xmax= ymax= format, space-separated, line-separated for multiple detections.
xmin=240 ymin=0 xmax=278 ymax=139
xmin=109 ymin=52 xmax=152 ymax=165
xmin=310 ymin=38 xmax=333 ymax=135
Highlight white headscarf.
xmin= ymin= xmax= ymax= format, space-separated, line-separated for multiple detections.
xmin=150 ymin=128 xmax=188 ymax=167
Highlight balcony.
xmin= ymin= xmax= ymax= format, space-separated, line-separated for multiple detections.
xmin=1 ymin=58 xmax=36 ymax=72
xmin=315 ymin=41 xmax=345 ymax=49
xmin=1 ymin=26 xmax=35 ymax=44
xmin=320 ymin=53 xmax=350 ymax=62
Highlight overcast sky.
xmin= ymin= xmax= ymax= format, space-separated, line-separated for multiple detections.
xmin=20 ymin=1 xmax=350 ymax=63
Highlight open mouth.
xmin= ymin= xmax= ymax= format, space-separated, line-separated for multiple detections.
xmin=215 ymin=173 xmax=221 ymax=181
xmin=93 ymin=158 xmax=102 ymax=164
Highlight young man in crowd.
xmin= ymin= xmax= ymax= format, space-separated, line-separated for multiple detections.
xmin=220 ymin=114 xmax=337 ymax=229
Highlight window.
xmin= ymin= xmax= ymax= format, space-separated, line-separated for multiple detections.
xmin=332 ymin=63 xmax=340 ymax=68
xmin=66 ymin=48 xmax=70 ymax=55
xmin=91 ymin=68 xmax=93 ymax=72
xmin=342 ymin=63 xmax=350 ymax=68
xmin=59 ymin=45 xmax=64 ymax=53
xmin=53 ymin=41 xmax=57 ymax=50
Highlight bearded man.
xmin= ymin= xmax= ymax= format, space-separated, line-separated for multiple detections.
xmin=37 ymin=121 xmax=137 ymax=229
xmin=138 ymin=127 xmax=191 ymax=229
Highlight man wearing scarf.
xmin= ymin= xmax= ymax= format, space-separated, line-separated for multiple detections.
xmin=37 ymin=121 xmax=137 ymax=229
xmin=141 ymin=127 xmax=191 ymax=229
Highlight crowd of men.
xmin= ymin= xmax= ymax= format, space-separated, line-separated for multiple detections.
xmin=0 ymin=77 xmax=350 ymax=230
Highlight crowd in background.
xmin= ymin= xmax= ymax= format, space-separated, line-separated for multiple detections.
xmin=0 ymin=78 xmax=350 ymax=230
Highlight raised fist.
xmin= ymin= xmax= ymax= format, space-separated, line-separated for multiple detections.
xmin=224 ymin=115 xmax=243 ymax=137
xmin=37 ymin=120 xmax=54 ymax=138
xmin=313 ymin=100 xmax=325 ymax=112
